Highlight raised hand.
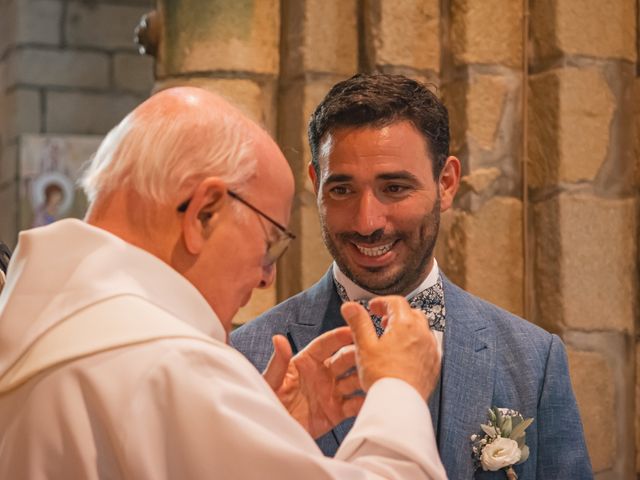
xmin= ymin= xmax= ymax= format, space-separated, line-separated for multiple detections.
xmin=263 ymin=327 xmax=364 ymax=439
xmin=341 ymin=296 xmax=441 ymax=401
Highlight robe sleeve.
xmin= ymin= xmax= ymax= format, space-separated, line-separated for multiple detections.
xmin=117 ymin=339 xmax=447 ymax=480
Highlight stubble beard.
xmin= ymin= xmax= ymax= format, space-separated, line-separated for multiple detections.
xmin=321 ymin=198 xmax=441 ymax=296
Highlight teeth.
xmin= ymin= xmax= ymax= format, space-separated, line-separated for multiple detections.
xmin=356 ymin=242 xmax=393 ymax=257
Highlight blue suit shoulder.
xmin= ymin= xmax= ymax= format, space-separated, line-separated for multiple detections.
xmin=445 ymin=279 xmax=556 ymax=355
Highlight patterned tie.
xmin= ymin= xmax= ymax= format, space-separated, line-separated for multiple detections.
xmin=334 ymin=276 xmax=446 ymax=336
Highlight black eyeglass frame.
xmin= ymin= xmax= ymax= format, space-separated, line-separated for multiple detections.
xmin=177 ymin=190 xmax=296 ymax=265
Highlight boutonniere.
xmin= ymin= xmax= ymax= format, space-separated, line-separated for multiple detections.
xmin=471 ymin=407 xmax=534 ymax=480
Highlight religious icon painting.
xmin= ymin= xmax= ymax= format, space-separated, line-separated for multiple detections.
xmin=19 ymin=134 xmax=103 ymax=230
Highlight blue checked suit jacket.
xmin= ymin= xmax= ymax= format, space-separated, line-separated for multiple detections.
xmin=231 ymin=269 xmax=593 ymax=479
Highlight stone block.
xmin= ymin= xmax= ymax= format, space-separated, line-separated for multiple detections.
xmin=531 ymin=0 xmax=636 ymax=62
xmin=466 ymin=74 xmax=509 ymax=151
xmin=0 ymin=59 xmax=6 ymax=87
xmin=66 ymin=2 xmax=149 ymax=50
xmin=16 ymin=0 xmax=62 ymax=46
xmin=446 ymin=72 xmax=515 ymax=161
xmin=0 ymin=182 xmax=18 ymax=246
xmin=0 ymin=1 xmax=17 ymax=58
xmin=232 ymin=284 xmax=276 ymax=326
xmin=6 ymin=48 xmax=109 ymax=89
xmin=278 ymin=78 xmax=336 ymax=182
xmin=446 ymin=197 xmax=524 ymax=316
xmin=637 ymin=344 xmax=640 ymax=474
xmin=450 ymin=0 xmax=522 ymax=67
xmin=281 ymin=0 xmax=357 ymax=76
xmin=635 ymin=78 xmax=640 ymax=187
xmin=45 ymin=91 xmax=142 ymax=135
xmin=154 ymin=77 xmax=276 ymax=134
xmin=566 ymin=348 xmax=614 ymax=472
xmin=528 ymin=68 xmax=615 ymax=188
xmin=0 ymin=143 xmax=18 ymax=185
xmin=275 ymin=78 xmax=336 ymax=298
xmin=534 ymin=194 xmax=637 ymax=333
xmin=113 ymin=53 xmax=154 ymax=94
xmin=0 ymin=89 xmax=41 ymax=142
xmin=157 ymin=0 xmax=279 ymax=76
xmin=299 ymin=195 xmax=331 ymax=290
xmin=363 ymin=0 xmax=440 ymax=72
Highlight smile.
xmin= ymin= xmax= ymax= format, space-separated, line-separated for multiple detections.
xmin=354 ymin=242 xmax=394 ymax=257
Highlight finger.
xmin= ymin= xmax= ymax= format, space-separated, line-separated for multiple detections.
xmin=324 ymin=344 xmax=356 ymax=377
xmin=368 ymin=295 xmax=413 ymax=323
xmin=342 ymin=395 xmax=365 ymax=418
xmin=341 ymin=302 xmax=377 ymax=350
xmin=262 ymin=335 xmax=292 ymax=391
xmin=303 ymin=326 xmax=353 ymax=362
xmin=335 ymin=372 xmax=362 ymax=396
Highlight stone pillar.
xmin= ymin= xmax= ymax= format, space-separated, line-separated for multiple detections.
xmin=529 ymin=0 xmax=638 ymax=476
xmin=635 ymin=72 xmax=640 ymax=478
xmin=361 ymin=0 xmax=441 ymax=84
xmin=276 ymin=0 xmax=358 ymax=298
xmin=0 ymin=0 xmax=152 ymax=246
xmin=438 ymin=0 xmax=525 ymax=317
xmin=149 ymin=0 xmax=280 ymax=324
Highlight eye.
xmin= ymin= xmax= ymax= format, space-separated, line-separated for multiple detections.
xmin=328 ymin=185 xmax=352 ymax=198
xmin=384 ymin=184 xmax=412 ymax=195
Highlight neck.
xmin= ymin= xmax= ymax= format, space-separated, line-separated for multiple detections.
xmin=335 ymin=257 xmax=438 ymax=300
xmin=85 ymin=191 xmax=176 ymax=265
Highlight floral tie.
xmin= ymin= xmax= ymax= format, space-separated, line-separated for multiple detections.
xmin=334 ymin=276 xmax=446 ymax=337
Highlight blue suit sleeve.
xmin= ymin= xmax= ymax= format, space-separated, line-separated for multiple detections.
xmin=536 ymin=335 xmax=593 ymax=479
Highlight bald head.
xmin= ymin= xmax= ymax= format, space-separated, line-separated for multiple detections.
xmin=82 ymin=87 xmax=261 ymax=210
xmin=80 ymin=87 xmax=295 ymax=327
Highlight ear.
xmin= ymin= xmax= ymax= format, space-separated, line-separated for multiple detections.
xmin=438 ymin=156 xmax=461 ymax=212
xmin=308 ymin=162 xmax=319 ymax=195
xmin=181 ymin=177 xmax=228 ymax=255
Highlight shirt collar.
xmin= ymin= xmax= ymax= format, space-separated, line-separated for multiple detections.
xmin=332 ymin=259 xmax=440 ymax=301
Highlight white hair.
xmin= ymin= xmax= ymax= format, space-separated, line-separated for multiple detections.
xmin=80 ymin=90 xmax=256 ymax=206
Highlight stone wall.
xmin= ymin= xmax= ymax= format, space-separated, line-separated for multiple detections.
xmin=0 ymin=0 xmax=638 ymax=476
xmin=0 ymin=0 xmax=154 ymax=246
xmin=528 ymin=1 xmax=638 ymax=476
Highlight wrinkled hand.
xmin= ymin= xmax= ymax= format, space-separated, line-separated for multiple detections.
xmin=341 ymin=296 xmax=441 ymax=401
xmin=263 ymin=327 xmax=364 ymax=439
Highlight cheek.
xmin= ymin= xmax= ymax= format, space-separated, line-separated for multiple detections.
xmin=320 ymin=202 xmax=356 ymax=228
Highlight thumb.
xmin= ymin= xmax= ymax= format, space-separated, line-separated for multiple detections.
xmin=341 ymin=302 xmax=376 ymax=350
xmin=262 ymin=334 xmax=292 ymax=391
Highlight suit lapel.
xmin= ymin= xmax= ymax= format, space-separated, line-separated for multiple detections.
xmin=438 ymin=276 xmax=496 ymax=479
xmin=286 ymin=268 xmax=351 ymax=450
xmin=286 ymin=269 xmax=344 ymax=354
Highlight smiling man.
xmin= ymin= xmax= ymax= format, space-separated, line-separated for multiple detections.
xmin=231 ymin=73 xmax=593 ymax=479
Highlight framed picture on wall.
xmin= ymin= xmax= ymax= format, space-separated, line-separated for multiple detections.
xmin=19 ymin=134 xmax=103 ymax=230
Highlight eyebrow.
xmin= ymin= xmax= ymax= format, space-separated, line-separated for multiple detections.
xmin=377 ymin=171 xmax=421 ymax=183
xmin=324 ymin=170 xmax=421 ymax=184
xmin=324 ymin=173 xmax=353 ymax=184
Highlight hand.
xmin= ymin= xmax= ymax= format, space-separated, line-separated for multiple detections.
xmin=341 ymin=296 xmax=440 ymax=401
xmin=263 ymin=328 xmax=365 ymax=439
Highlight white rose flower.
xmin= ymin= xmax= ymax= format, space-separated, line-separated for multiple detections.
xmin=480 ymin=437 xmax=522 ymax=471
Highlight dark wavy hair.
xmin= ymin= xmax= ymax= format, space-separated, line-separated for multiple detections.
xmin=0 ymin=242 xmax=11 ymax=275
xmin=308 ymin=73 xmax=450 ymax=179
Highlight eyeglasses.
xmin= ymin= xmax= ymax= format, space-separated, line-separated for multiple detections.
xmin=177 ymin=190 xmax=296 ymax=266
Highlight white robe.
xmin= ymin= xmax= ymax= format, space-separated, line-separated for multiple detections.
xmin=0 ymin=219 xmax=446 ymax=479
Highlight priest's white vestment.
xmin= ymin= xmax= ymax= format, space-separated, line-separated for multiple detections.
xmin=0 ymin=219 xmax=446 ymax=480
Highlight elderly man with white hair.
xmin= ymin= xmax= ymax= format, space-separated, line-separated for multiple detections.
xmin=0 ymin=87 xmax=445 ymax=479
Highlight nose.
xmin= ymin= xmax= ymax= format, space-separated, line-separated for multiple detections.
xmin=258 ymin=263 xmax=276 ymax=289
xmin=353 ymin=190 xmax=386 ymax=236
